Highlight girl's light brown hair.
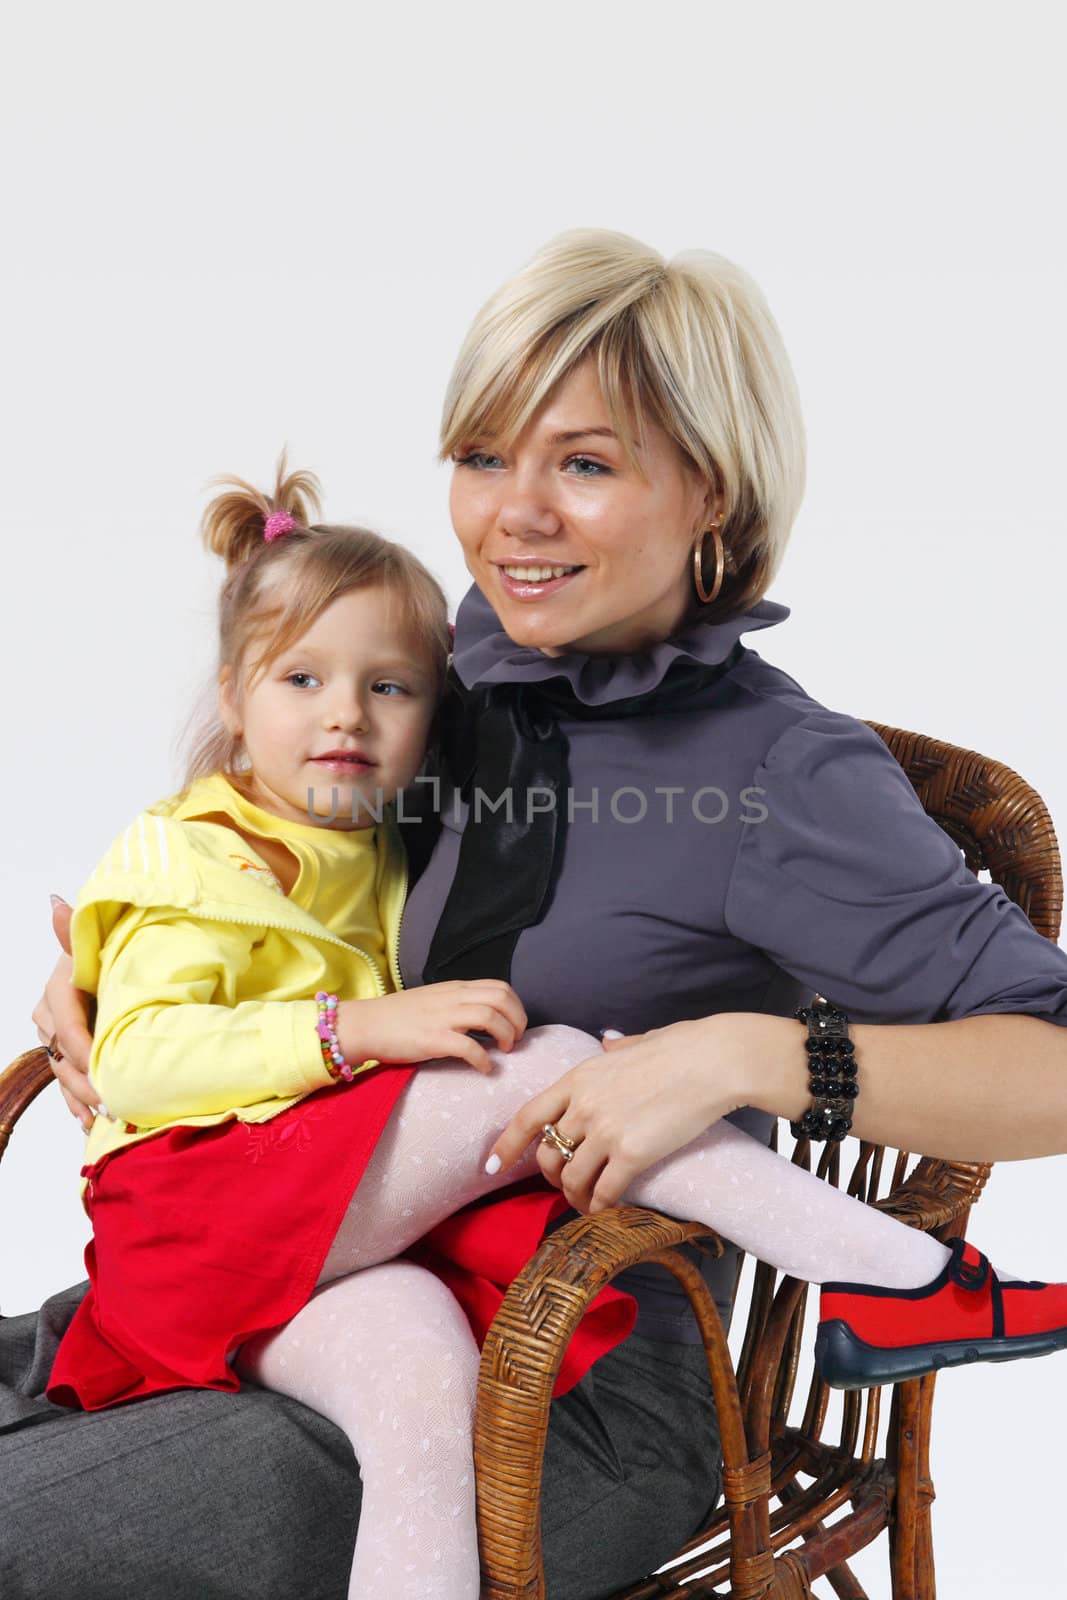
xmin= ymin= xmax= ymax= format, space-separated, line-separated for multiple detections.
xmin=175 ymin=454 xmax=451 ymax=791
xmin=439 ymin=228 xmax=806 ymax=621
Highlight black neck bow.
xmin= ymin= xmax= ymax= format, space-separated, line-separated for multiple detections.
xmin=418 ymin=641 xmax=744 ymax=985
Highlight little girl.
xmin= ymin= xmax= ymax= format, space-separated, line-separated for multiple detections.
xmin=46 ymin=460 xmax=1067 ymax=1600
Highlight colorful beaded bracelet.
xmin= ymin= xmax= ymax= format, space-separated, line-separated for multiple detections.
xmin=315 ymin=990 xmax=356 ymax=1082
xmin=788 ymin=992 xmax=859 ymax=1144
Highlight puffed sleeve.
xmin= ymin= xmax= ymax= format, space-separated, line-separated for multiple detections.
xmin=723 ymin=707 xmax=1067 ymax=1027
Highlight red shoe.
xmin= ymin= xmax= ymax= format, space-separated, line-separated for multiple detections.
xmin=816 ymin=1238 xmax=1067 ymax=1390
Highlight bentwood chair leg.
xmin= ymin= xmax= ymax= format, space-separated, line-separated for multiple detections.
xmin=887 ymin=1375 xmax=937 ymax=1600
xmin=909 ymin=1374 xmax=937 ymax=1600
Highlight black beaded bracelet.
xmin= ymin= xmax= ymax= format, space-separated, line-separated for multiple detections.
xmin=788 ymin=992 xmax=858 ymax=1144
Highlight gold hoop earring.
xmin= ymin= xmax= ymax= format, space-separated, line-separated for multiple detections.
xmin=693 ymin=524 xmax=725 ymax=605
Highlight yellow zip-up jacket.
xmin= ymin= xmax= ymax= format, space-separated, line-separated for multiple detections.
xmin=70 ymin=772 xmax=408 ymax=1210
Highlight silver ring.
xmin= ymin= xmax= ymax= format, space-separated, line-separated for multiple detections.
xmin=45 ymin=1032 xmax=63 ymax=1063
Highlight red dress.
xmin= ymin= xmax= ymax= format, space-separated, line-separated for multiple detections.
xmin=46 ymin=1067 xmax=636 ymax=1411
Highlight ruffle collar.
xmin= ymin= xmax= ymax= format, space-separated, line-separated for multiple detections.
xmin=451 ymin=582 xmax=790 ymax=707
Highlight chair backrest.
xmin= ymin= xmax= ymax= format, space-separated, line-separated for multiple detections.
xmin=734 ymin=719 xmax=1064 ymax=1445
xmin=868 ymin=721 xmax=1063 ymax=940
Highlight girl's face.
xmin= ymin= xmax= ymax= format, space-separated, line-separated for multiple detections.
xmin=219 ymin=585 xmax=438 ymax=830
xmin=449 ymin=356 xmax=721 ymax=657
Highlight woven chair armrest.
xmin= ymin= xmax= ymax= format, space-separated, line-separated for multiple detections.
xmin=476 ymin=1203 xmax=719 ymax=1405
xmin=0 ymin=1048 xmax=56 ymax=1165
xmin=475 ymin=1203 xmax=775 ymax=1600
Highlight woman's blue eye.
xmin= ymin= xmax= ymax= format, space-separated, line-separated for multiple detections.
xmin=286 ymin=672 xmax=320 ymax=689
xmin=454 ymin=451 xmax=609 ymax=476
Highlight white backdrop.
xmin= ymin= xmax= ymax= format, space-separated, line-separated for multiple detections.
xmin=2 ymin=2 xmax=1064 ymax=1594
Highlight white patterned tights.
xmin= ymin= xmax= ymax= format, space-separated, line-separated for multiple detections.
xmin=235 ymin=1024 xmax=952 ymax=1598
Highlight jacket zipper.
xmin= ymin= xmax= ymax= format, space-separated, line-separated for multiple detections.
xmin=387 ymin=836 xmax=409 ymax=993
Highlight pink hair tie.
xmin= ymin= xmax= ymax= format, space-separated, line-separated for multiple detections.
xmin=263 ymin=510 xmax=300 ymax=542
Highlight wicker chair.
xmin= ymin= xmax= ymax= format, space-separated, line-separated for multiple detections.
xmin=0 ymin=723 xmax=1062 ymax=1599
xmin=471 ymin=722 xmax=1063 ymax=1600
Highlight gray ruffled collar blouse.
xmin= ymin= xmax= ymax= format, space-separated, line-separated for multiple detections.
xmin=400 ymin=581 xmax=1067 ymax=1341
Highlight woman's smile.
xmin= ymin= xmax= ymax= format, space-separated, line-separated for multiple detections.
xmin=494 ymin=560 xmax=585 ymax=601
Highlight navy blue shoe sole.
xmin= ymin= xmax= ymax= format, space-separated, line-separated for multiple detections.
xmin=815 ymin=1319 xmax=1067 ymax=1391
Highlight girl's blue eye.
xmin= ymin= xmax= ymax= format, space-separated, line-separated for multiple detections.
xmin=453 ymin=451 xmax=502 ymax=470
xmin=565 ymin=455 xmax=610 ymax=476
xmin=286 ymin=672 xmax=408 ymax=696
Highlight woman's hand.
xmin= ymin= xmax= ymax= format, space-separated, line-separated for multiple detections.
xmin=486 ymin=1016 xmax=749 ymax=1213
xmin=337 ymin=979 xmax=528 ymax=1076
xmin=30 ymin=896 xmax=102 ymax=1132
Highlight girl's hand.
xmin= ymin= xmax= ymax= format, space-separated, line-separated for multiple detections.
xmin=337 ymin=980 xmax=528 ymax=1076
xmin=486 ymin=1017 xmax=747 ymax=1213
xmin=31 ymin=896 xmax=102 ymax=1132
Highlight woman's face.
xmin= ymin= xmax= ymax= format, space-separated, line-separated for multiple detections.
xmin=449 ymin=357 xmax=720 ymax=656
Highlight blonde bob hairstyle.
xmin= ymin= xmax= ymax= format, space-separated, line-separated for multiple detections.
xmin=175 ymin=455 xmax=451 ymax=793
xmin=439 ymin=228 xmax=806 ymax=620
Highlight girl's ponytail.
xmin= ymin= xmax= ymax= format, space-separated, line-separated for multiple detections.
xmin=200 ymin=451 xmax=323 ymax=571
